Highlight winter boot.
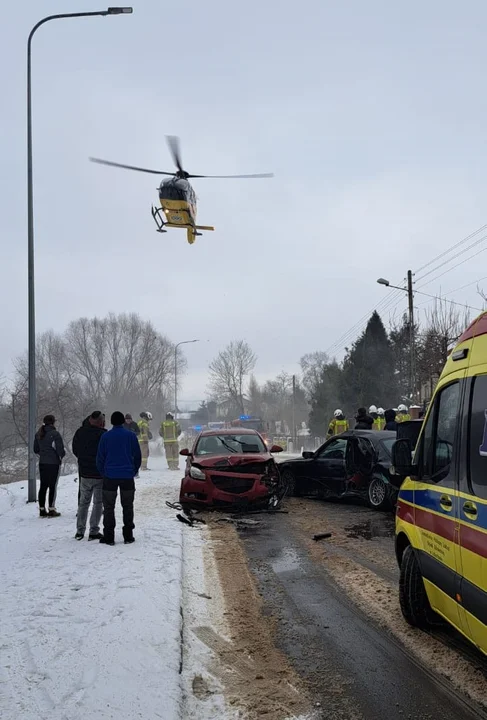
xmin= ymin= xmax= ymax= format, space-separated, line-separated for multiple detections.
xmin=75 ymin=533 xmax=84 ymax=541
xmin=48 ymin=508 xmax=61 ymax=517
xmin=88 ymin=532 xmax=104 ymax=541
xmin=123 ymin=527 xmax=135 ymax=544
xmin=99 ymin=536 xmax=115 ymax=546
xmin=39 ymin=507 xmax=48 ymax=518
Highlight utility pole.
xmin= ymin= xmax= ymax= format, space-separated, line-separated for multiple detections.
xmin=26 ymin=7 xmax=133 ymax=503
xmin=407 ymin=270 xmax=415 ymax=402
xmin=377 ymin=271 xmax=416 ymax=403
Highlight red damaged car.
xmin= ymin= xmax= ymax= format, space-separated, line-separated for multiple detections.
xmin=179 ymin=428 xmax=284 ymax=511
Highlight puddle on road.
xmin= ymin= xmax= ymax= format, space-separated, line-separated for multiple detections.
xmin=345 ymin=517 xmax=395 ymax=540
xmin=270 ymin=547 xmax=302 ymax=574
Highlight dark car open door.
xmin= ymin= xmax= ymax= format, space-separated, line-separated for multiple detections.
xmin=396 ymin=419 xmax=423 ymax=449
xmin=346 ymin=436 xmax=375 ymax=479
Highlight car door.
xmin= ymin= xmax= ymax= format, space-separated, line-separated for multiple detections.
xmin=412 ymin=375 xmax=464 ymax=631
xmin=458 ymin=372 xmax=487 ymax=651
xmin=345 ymin=436 xmax=375 ymax=490
xmin=306 ymin=437 xmax=348 ymax=496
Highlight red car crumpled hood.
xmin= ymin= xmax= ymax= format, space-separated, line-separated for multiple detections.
xmin=194 ymin=452 xmax=272 ymax=467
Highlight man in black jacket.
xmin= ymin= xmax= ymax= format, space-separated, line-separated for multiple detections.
xmin=354 ymin=407 xmax=374 ymax=430
xmin=124 ymin=414 xmax=140 ymax=436
xmin=73 ymin=411 xmax=106 ymax=541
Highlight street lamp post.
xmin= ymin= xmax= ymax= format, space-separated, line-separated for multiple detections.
xmin=26 ymin=7 xmax=133 ymax=502
xmin=174 ymin=340 xmax=199 ymax=420
xmin=377 ymin=271 xmax=415 ymax=401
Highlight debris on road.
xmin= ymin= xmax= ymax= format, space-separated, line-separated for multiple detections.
xmin=313 ymin=532 xmax=332 ymax=541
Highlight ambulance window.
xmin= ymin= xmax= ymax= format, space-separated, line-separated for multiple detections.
xmin=420 ymin=382 xmax=460 ymax=483
xmin=468 ymin=375 xmax=487 ymax=499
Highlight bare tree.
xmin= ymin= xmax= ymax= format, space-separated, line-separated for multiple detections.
xmin=65 ymin=313 xmax=183 ymax=411
xmin=208 ymin=340 xmax=256 ymax=414
xmin=477 ymin=284 xmax=487 ymax=305
xmin=300 ymin=351 xmax=329 ymax=399
xmin=416 ymin=299 xmax=470 ymax=402
xmin=6 ymin=314 xmax=184 ymax=478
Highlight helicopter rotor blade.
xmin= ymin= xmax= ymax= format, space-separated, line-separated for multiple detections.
xmin=186 ymin=172 xmax=274 ymax=179
xmin=89 ymin=157 xmax=176 ymax=176
xmin=166 ymin=135 xmax=185 ymax=174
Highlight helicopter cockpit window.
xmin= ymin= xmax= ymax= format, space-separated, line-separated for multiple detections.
xmin=159 ymin=183 xmax=187 ymax=201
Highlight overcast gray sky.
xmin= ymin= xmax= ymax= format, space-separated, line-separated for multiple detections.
xmin=2 ymin=1 xmax=487 ymax=408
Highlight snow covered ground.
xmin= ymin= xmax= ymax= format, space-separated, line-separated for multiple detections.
xmin=0 ymin=455 xmax=192 ymax=720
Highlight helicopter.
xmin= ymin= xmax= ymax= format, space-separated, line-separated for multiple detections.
xmin=90 ymin=136 xmax=273 ymax=245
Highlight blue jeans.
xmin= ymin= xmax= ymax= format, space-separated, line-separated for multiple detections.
xmin=77 ymin=477 xmax=103 ymax=535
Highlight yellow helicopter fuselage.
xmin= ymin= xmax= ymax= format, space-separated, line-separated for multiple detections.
xmin=157 ymin=177 xmax=213 ymax=244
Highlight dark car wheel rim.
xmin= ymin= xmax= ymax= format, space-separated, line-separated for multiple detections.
xmin=369 ymin=478 xmax=386 ymax=506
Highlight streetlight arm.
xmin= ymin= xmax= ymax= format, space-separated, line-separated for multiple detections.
xmin=29 ymin=12 xmax=110 ymax=46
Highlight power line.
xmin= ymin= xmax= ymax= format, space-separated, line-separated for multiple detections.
xmin=414 ymin=223 xmax=487 ymax=274
xmin=417 ymin=245 xmax=487 ymax=290
xmin=325 ymin=293 xmax=397 ymax=355
xmin=324 ymin=222 xmax=487 ymax=359
xmin=413 ymin=288 xmax=482 ymax=312
xmin=415 ymin=233 xmax=487 ymax=284
xmin=325 ymin=288 xmax=404 ymax=356
xmin=442 ymin=275 xmax=487 ymax=298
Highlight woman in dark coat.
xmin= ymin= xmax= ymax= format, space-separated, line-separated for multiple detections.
xmin=34 ymin=414 xmax=65 ymax=517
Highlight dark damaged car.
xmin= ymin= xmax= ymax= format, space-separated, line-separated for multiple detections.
xmin=279 ymin=430 xmax=398 ymax=511
xmin=179 ymin=428 xmax=284 ymax=511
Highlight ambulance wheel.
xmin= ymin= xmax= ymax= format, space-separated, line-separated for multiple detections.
xmin=399 ymin=546 xmax=441 ymax=628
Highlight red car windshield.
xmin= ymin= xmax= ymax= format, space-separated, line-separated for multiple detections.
xmin=195 ymin=433 xmax=266 ymax=455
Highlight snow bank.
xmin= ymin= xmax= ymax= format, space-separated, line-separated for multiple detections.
xmin=0 ymin=457 xmax=184 ymax=720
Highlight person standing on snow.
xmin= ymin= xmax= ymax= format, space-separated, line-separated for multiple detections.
xmin=327 ymin=409 xmax=349 ymax=439
xmin=72 ymin=410 xmax=106 ymax=541
xmin=160 ymin=412 xmax=181 ymax=470
xmin=354 ymin=407 xmax=374 ymax=430
xmin=34 ymin=415 xmax=65 ymax=518
xmin=137 ymin=411 xmax=153 ymax=471
xmin=96 ymin=411 xmax=141 ymax=545
xmin=124 ymin=413 xmax=140 ymax=436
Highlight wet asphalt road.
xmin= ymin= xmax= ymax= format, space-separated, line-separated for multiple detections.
xmin=236 ymin=504 xmax=487 ymax=720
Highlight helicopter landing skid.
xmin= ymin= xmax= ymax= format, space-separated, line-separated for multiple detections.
xmin=151 ymin=206 xmax=167 ymax=233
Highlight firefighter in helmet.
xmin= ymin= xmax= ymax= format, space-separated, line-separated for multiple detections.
xmin=159 ymin=412 xmax=181 ymax=470
xmin=369 ymin=405 xmax=385 ymax=431
xmin=396 ymin=404 xmax=411 ymax=423
xmin=137 ymin=411 xmax=153 ymax=471
xmin=327 ymin=409 xmax=349 ymax=439
xmin=376 ymin=407 xmax=386 ymax=430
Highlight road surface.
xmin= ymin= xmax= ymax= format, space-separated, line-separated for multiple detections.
xmin=208 ymin=498 xmax=487 ymax=719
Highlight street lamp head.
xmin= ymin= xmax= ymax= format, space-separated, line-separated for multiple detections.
xmin=106 ymin=7 xmax=133 ymax=14
xmin=377 ymin=278 xmax=390 ymax=287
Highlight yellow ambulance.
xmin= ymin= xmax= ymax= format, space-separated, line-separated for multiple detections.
xmin=392 ymin=311 xmax=487 ymax=653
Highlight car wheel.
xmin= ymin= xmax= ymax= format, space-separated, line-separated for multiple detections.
xmin=281 ymin=469 xmax=297 ymax=497
xmin=367 ymin=476 xmax=390 ymax=511
xmin=399 ymin=545 xmax=441 ymax=628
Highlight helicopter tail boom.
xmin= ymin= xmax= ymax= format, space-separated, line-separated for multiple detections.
xmin=194 ymin=225 xmax=215 ymax=231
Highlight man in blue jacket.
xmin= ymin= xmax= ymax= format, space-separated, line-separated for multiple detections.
xmin=96 ymin=411 xmax=142 ymax=546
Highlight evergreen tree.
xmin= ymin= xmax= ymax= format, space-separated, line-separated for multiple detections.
xmin=308 ymin=361 xmax=344 ymax=436
xmin=341 ymin=311 xmax=397 ymax=410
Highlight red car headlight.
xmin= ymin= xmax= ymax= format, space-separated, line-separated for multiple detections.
xmin=190 ymin=465 xmax=206 ymax=480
